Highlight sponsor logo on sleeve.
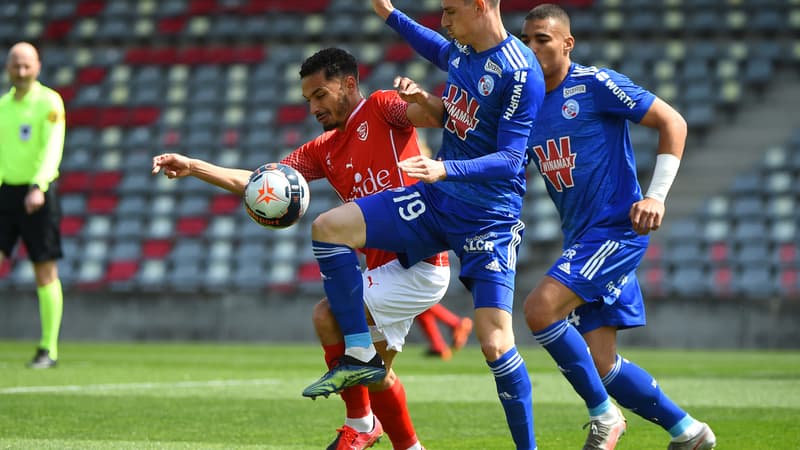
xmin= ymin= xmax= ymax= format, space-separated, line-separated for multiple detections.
xmin=595 ymin=71 xmax=637 ymax=109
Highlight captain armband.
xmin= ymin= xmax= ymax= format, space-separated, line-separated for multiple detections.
xmin=644 ymin=153 xmax=681 ymax=203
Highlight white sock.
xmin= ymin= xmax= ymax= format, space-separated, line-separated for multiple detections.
xmin=403 ymin=443 xmax=423 ymax=450
xmin=344 ymin=412 xmax=374 ymax=433
xmin=671 ymin=420 xmax=704 ymax=442
xmin=345 ymin=346 xmax=377 ymax=363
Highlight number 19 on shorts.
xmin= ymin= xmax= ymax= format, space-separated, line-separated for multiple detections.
xmin=393 ymin=191 xmax=426 ymax=221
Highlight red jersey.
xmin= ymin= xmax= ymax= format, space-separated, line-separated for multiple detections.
xmin=281 ymin=90 xmax=448 ymax=270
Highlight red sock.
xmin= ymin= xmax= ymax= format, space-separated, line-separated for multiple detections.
xmin=370 ymin=378 xmax=418 ymax=449
xmin=428 ymin=303 xmax=461 ymax=329
xmin=416 ymin=308 xmax=448 ymax=352
xmin=323 ymin=343 xmax=370 ymax=418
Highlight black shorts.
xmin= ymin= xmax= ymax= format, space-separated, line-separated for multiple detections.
xmin=0 ymin=184 xmax=63 ymax=262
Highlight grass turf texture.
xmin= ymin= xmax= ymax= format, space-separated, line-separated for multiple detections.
xmin=1 ymin=341 xmax=798 ymax=449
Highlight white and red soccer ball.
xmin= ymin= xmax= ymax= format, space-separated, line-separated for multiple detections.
xmin=243 ymin=163 xmax=310 ymax=229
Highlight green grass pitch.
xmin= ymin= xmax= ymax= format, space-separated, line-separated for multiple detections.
xmin=1 ymin=341 xmax=799 ymax=449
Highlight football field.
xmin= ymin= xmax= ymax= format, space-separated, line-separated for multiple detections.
xmin=1 ymin=341 xmax=798 ymax=449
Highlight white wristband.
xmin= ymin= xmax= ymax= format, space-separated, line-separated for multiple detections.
xmin=645 ymin=153 xmax=680 ymax=203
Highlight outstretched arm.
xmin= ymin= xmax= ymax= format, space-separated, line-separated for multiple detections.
xmin=372 ymin=0 xmax=450 ymax=71
xmin=151 ymin=153 xmax=252 ymax=195
xmin=629 ymin=97 xmax=687 ymax=234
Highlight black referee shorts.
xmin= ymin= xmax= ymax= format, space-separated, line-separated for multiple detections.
xmin=0 ymin=183 xmax=63 ymax=263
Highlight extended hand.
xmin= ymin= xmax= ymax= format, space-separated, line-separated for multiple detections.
xmin=371 ymin=0 xmax=395 ymax=20
xmin=394 ymin=76 xmax=427 ymax=104
xmin=629 ymin=197 xmax=665 ymax=235
xmin=152 ymin=153 xmax=192 ymax=178
xmin=398 ymin=155 xmax=447 ymax=183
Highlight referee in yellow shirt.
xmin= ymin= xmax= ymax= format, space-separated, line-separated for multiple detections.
xmin=0 ymin=42 xmax=66 ymax=369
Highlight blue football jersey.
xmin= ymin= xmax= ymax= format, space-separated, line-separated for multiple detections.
xmin=527 ymin=63 xmax=655 ymax=247
xmin=432 ymin=37 xmax=544 ymax=216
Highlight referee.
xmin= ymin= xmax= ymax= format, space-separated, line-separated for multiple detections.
xmin=0 ymin=42 xmax=66 ymax=369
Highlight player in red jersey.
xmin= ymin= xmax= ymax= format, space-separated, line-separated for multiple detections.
xmin=152 ymin=47 xmax=449 ymax=450
xmin=415 ymin=303 xmax=473 ymax=360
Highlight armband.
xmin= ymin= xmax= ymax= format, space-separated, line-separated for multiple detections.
xmin=644 ymin=154 xmax=680 ymax=203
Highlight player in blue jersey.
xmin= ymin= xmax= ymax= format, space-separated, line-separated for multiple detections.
xmin=519 ymin=5 xmax=716 ymax=450
xmin=301 ymin=1 xmax=544 ymax=448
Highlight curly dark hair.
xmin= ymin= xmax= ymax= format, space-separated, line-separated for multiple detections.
xmin=299 ymin=47 xmax=359 ymax=81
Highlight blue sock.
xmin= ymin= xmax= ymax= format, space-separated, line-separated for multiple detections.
xmin=602 ymin=354 xmax=688 ymax=434
xmin=312 ymin=241 xmax=368 ymax=341
xmin=487 ymin=346 xmax=536 ymax=450
xmin=533 ymin=320 xmax=608 ymax=411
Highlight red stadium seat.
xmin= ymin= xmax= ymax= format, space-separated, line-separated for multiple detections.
xmin=142 ymin=239 xmax=173 ymax=259
xmin=710 ymin=267 xmax=735 ymax=298
xmin=77 ymin=66 xmax=107 ymax=85
xmin=43 ymin=19 xmax=73 ymax=40
xmin=176 ymin=217 xmax=209 ymax=237
xmin=779 ymin=269 xmax=799 ymax=298
xmin=384 ymin=43 xmax=415 ymax=62
xmin=297 ymin=261 xmax=321 ymax=283
xmin=86 ymin=194 xmax=119 ymax=214
xmin=277 ymin=105 xmax=307 ymax=125
xmin=90 ymin=170 xmax=122 ymax=192
xmin=58 ymin=171 xmax=92 ymax=193
xmin=104 ymin=260 xmax=139 ymax=283
xmin=158 ymin=16 xmax=187 ymax=35
xmin=61 ymin=216 xmax=85 ymax=237
xmin=210 ymin=194 xmax=241 ymax=215
xmin=55 ymin=85 xmax=77 ymax=104
xmin=76 ymin=0 xmax=105 ymax=16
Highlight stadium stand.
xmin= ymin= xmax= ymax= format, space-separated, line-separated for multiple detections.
xmin=0 ymin=0 xmax=797 ymax=301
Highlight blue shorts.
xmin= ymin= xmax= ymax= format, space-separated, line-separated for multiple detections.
xmin=546 ymin=238 xmax=647 ymax=334
xmin=354 ymin=183 xmax=524 ymax=312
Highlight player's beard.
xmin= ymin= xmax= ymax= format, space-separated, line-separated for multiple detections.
xmin=321 ymin=93 xmax=350 ymax=131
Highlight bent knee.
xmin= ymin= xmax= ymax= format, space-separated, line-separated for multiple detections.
xmin=311 ymin=212 xmax=337 ymax=242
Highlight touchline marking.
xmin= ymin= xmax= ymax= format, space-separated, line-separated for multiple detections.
xmin=0 ymin=378 xmax=280 ymax=394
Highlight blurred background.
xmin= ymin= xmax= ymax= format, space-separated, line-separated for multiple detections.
xmin=1 ymin=0 xmax=798 ymax=349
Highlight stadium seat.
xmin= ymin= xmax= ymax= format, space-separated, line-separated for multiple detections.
xmin=734 ymin=266 xmax=776 ymax=298
xmin=708 ymin=266 xmax=735 ymax=298
xmin=668 ymin=265 xmax=708 ymax=297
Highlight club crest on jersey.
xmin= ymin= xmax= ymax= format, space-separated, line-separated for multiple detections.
xmin=19 ymin=124 xmax=31 ymax=141
xmin=443 ymin=85 xmax=480 ymax=140
xmin=533 ymin=136 xmax=577 ymax=192
xmin=357 ymin=121 xmax=368 ymax=141
xmin=562 ymin=99 xmax=579 ymax=119
xmin=478 ymin=75 xmax=495 ymax=96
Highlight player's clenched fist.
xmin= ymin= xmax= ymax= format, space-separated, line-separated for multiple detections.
xmin=629 ymin=197 xmax=665 ymax=235
xmin=371 ymin=0 xmax=395 ymax=20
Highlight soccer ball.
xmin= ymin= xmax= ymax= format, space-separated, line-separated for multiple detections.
xmin=243 ymin=163 xmax=310 ymax=229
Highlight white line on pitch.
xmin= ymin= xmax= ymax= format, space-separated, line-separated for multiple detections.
xmin=0 ymin=378 xmax=280 ymax=394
